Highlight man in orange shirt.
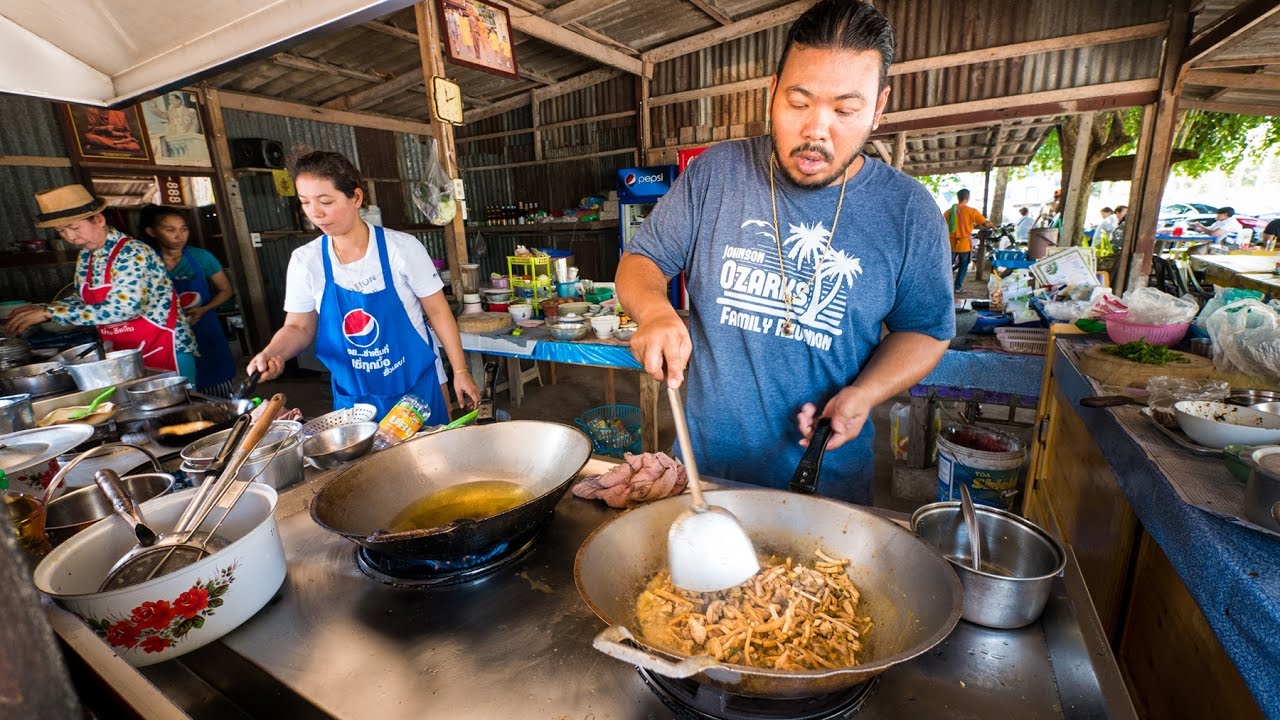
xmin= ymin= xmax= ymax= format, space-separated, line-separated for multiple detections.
xmin=944 ymin=188 xmax=993 ymax=292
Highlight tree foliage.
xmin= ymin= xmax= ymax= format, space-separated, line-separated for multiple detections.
xmin=1173 ymin=111 xmax=1280 ymax=176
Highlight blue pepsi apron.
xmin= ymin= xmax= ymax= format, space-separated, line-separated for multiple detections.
xmin=315 ymin=226 xmax=448 ymax=423
xmin=171 ymin=248 xmax=236 ymax=391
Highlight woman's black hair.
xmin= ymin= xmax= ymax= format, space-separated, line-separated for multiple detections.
xmin=291 ymin=150 xmax=364 ymax=201
xmin=138 ymin=204 xmax=188 ymax=247
xmin=775 ymin=0 xmax=895 ymax=88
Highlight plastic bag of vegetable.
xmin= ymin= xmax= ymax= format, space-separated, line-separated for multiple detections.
xmin=410 ymin=137 xmax=457 ymax=225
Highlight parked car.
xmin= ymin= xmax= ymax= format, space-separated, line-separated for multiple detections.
xmin=1158 ymin=202 xmax=1263 ymax=237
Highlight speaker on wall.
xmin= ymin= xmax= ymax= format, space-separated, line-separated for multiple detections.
xmin=229 ymin=138 xmax=285 ymax=169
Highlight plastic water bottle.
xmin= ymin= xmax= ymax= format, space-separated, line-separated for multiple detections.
xmin=372 ymin=395 xmax=432 ymax=451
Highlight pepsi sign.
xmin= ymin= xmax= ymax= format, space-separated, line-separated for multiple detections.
xmin=342 ymin=309 xmax=381 ymax=348
xmin=617 ymin=165 xmax=677 ymax=202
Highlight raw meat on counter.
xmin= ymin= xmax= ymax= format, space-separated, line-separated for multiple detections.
xmin=572 ymin=452 xmax=688 ymax=508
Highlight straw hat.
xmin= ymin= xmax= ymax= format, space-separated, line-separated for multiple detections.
xmin=33 ymin=184 xmax=107 ymax=228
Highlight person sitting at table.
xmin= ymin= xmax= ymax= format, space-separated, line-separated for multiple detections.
xmin=1261 ymin=217 xmax=1280 ymax=250
xmin=1190 ymin=207 xmax=1243 ymax=244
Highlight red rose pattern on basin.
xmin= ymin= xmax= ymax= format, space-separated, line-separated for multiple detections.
xmin=83 ymin=561 xmax=237 ymax=654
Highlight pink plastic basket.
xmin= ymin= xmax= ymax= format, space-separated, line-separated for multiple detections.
xmin=1104 ymin=315 xmax=1191 ymax=347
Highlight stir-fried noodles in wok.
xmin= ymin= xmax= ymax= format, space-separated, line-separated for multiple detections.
xmin=635 ymin=549 xmax=872 ymax=671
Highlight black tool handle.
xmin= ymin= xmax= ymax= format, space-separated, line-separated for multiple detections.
xmin=234 ymin=370 xmax=262 ymax=400
xmin=1080 ymin=395 xmax=1137 ymax=408
xmin=788 ymin=417 xmax=834 ymax=495
xmin=475 ymin=361 xmax=499 ymax=424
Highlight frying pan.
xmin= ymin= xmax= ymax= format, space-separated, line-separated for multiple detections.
xmin=118 ymin=402 xmax=239 ymax=447
xmin=575 ymin=418 xmax=962 ymax=699
xmin=310 ymin=421 xmax=591 ymax=560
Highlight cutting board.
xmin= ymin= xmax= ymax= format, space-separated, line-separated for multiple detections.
xmin=1078 ymin=345 xmax=1215 ymax=388
xmin=456 ymin=312 xmax=512 ymax=334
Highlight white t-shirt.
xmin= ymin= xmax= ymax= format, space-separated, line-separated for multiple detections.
xmin=1209 ymin=217 xmax=1243 ymax=239
xmin=1014 ymin=215 xmax=1034 ymax=241
xmin=283 ymin=222 xmax=444 ymax=346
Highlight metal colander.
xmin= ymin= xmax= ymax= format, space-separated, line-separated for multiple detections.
xmin=301 ymin=403 xmax=378 ymax=439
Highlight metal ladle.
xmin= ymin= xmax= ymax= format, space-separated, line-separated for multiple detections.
xmin=959 ymin=483 xmax=983 ymax=572
xmin=665 ymin=383 xmax=760 ymax=592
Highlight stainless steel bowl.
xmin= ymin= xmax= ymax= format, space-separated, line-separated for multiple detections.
xmin=1252 ymin=402 xmax=1280 ymax=417
xmin=44 ymin=472 xmax=174 ymax=546
xmin=0 ymin=393 xmax=35 ymax=434
xmin=181 ymin=420 xmax=304 ymax=490
xmin=124 ymin=376 xmax=190 ymax=410
xmin=0 ymin=362 xmax=75 ymax=398
xmin=912 ymin=501 xmax=1066 ymax=629
xmin=1228 ymin=389 xmax=1280 ymax=407
xmin=303 ymin=422 xmax=378 ymax=470
xmin=63 ymin=349 xmax=144 ymax=390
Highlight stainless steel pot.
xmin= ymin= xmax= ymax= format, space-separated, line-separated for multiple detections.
xmin=1241 ymin=446 xmax=1280 ymax=532
xmin=123 ymin=376 xmax=190 ymax=411
xmin=0 ymin=393 xmax=35 ymax=433
xmin=180 ymin=420 xmax=304 ymax=490
xmin=63 ymin=349 xmax=144 ymax=390
xmin=575 ymin=489 xmax=964 ymax=699
xmin=912 ymin=502 xmax=1065 ymax=629
xmin=0 ymin=362 xmax=75 ymax=398
xmin=45 ymin=472 xmax=174 ymax=546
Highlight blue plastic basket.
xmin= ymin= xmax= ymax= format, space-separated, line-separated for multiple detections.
xmin=574 ymin=404 xmax=642 ymax=456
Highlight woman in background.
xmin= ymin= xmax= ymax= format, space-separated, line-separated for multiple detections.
xmin=140 ymin=205 xmax=237 ymax=394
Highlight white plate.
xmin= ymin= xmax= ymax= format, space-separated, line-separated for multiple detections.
xmin=0 ymin=424 xmax=95 ymax=475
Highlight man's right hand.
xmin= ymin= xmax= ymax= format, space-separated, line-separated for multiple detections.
xmin=630 ymin=312 xmax=691 ymax=387
xmin=246 ymin=353 xmax=284 ymax=382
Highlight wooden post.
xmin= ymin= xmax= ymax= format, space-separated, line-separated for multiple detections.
xmin=637 ymin=61 xmax=653 ymax=164
xmin=892 ymin=132 xmax=907 ymax=170
xmin=990 ymin=166 xmax=1010 ymax=228
xmin=530 ymin=91 xmax=543 ymax=162
xmin=202 ymin=86 xmax=273 ymax=350
xmin=1060 ymin=110 xmax=1096 ymax=247
xmin=416 ymin=1 xmax=468 ymax=295
xmin=1116 ymin=105 xmax=1156 ymax=291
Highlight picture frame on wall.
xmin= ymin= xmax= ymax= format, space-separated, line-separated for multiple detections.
xmin=61 ymin=104 xmax=153 ymax=164
xmin=140 ymin=91 xmax=213 ymax=167
xmin=438 ymin=0 xmax=519 ymax=80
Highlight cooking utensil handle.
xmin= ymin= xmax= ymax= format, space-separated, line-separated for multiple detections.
xmin=666 ymin=384 xmax=707 ymax=511
xmin=1079 ymin=395 xmax=1138 ymax=408
xmin=234 ymin=370 xmax=261 ymax=400
xmin=959 ymin=483 xmax=983 ymax=572
xmin=592 ymin=625 xmax=741 ymax=682
xmin=173 ymin=414 xmax=252 ymax=533
xmin=95 ymin=469 xmax=158 ymax=546
xmin=45 ymin=442 xmax=161 ymax=504
xmin=788 ymin=417 xmax=833 ymax=495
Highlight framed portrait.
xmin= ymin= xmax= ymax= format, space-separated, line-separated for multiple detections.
xmin=61 ymin=103 xmax=153 ymax=164
xmin=140 ymin=91 xmax=213 ymax=167
xmin=438 ymin=0 xmax=519 ymax=80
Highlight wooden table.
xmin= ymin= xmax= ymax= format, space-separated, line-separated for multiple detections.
xmin=1192 ymin=254 xmax=1280 ymax=296
xmin=459 ymin=328 xmax=661 ymax=452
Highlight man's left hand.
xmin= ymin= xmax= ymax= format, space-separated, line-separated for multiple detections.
xmin=4 ymin=305 xmax=51 ymax=336
xmin=796 ymin=386 xmax=875 ymax=451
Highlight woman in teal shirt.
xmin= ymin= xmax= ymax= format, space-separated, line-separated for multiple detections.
xmin=140 ymin=205 xmax=237 ymax=394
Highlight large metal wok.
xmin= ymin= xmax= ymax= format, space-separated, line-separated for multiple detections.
xmin=311 ymin=420 xmax=592 ymax=560
xmin=575 ymin=489 xmax=964 ymax=699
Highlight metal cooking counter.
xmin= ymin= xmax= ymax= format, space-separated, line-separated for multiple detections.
xmin=55 ymin=458 xmax=1134 ymax=719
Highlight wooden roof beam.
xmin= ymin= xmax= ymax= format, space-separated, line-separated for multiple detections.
xmin=218 ymin=90 xmax=433 ymax=136
xmin=687 ymin=0 xmax=733 ymax=25
xmin=543 ymin=0 xmax=626 ymax=24
xmin=643 ymin=0 xmax=818 ymax=63
xmin=497 ymin=1 xmax=644 ymax=75
xmin=324 ymin=68 xmax=425 ymax=109
xmin=1185 ymin=69 xmax=1280 ymax=92
xmin=890 ymin=21 xmax=1168 ymax=77
xmin=272 ymin=53 xmax=387 ymax=84
xmin=362 ymin=20 xmax=419 ymax=43
xmin=1194 ymin=54 xmax=1280 ymax=69
xmin=1180 ymin=98 xmax=1280 ymax=116
xmin=1184 ymin=0 xmax=1280 ymax=67
xmin=464 ymin=67 xmax=622 ymax=122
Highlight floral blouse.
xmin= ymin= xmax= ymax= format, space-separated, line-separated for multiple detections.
xmin=47 ymin=229 xmax=196 ymax=354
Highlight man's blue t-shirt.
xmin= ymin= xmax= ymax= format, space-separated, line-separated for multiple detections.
xmin=627 ymin=136 xmax=954 ymax=504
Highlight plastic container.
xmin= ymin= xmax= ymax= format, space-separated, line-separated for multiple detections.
xmin=574 ymin=404 xmax=642 ymax=456
xmin=557 ymin=281 xmax=579 ymax=297
xmin=994 ymin=327 xmax=1049 ymax=355
xmin=1105 ymin=316 xmax=1191 ymax=347
xmin=373 ymin=395 xmax=432 ymax=450
xmin=936 ymin=424 xmax=1027 ymax=511
xmin=459 ymin=264 xmax=481 ymax=295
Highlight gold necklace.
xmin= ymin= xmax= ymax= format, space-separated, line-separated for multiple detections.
xmin=769 ymin=153 xmax=849 ymax=336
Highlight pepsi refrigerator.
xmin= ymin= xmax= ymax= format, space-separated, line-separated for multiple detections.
xmin=617 ymin=165 xmax=683 ymax=308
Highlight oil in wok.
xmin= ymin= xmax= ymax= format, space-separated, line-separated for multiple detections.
xmin=387 ymin=480 xmax=534 ymax=532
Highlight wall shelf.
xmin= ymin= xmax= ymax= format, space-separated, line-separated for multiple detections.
xmin=465 ymin=220 xmax=618 ymax=234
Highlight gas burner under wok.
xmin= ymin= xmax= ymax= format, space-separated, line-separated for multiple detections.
xmin=355 ymin=528 xmax=541 ymax=588
xmin=638 ymin=669 xmax=877 ymax=720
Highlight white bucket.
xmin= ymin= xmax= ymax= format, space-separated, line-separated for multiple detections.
xmin=936 ymin=424 xmax=1027 ymax=511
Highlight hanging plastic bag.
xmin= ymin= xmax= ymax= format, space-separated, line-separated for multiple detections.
xmin=1202 ymin=299 xmax=1280 ymax=382
xmin=410 ymin=138 xmax=456 ymax=226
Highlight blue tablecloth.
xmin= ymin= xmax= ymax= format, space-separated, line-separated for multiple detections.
xmin=1056 ymin=345 xmax=1280 ymax=717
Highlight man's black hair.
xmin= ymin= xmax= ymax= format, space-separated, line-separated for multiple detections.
xmin=1217 ymin=206 xmax=1235 ymax=217
xmin=956 ymin=189 xmax=971 ymax=202
xmin=775 ymin=0 xmax=895 ymax=87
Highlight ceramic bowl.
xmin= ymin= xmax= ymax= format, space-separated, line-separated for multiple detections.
xmin=1174 ymin=400 xmax=1280 ymax=449
xmin=589 ymin=314 xmax=619 ymax=338
xmin=508 ymin=304 xmax=534 ymax=322
xmin=613 ymin=327 xmax=636 ymax=342
xmin=559 ymin=301 xmax=590 ymax=316
xmin=33 ymin=484 xmax=285 ymax=666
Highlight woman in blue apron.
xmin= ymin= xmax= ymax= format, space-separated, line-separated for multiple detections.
xmin=141 ymin=205 xmax=237 ymax=394
xmin=247 ymin=151 xmax=478 ymax=422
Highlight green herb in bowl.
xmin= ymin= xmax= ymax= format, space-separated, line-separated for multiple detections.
xmin=1102 ymin=340 xmax=1190 ymax=365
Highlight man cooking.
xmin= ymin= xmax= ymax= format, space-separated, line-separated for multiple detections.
xmin=4 ymin=184 xmax=197 ymax=382
xmin=616 ymin=0 xmax=954 ymax=505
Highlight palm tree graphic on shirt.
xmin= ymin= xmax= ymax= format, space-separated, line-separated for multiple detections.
xmin=741 ymin=219 xmax=861 ymax=335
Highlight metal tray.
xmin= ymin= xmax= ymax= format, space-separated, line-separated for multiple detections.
xmin=1140 ymin=407 xmax=1221 ymax=456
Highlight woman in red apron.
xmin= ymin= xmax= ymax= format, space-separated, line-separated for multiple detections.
xmin=5 ymin=185 xmax=197 ymax=383
xmin=246 ymin=151 xmax=478 ymax=418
